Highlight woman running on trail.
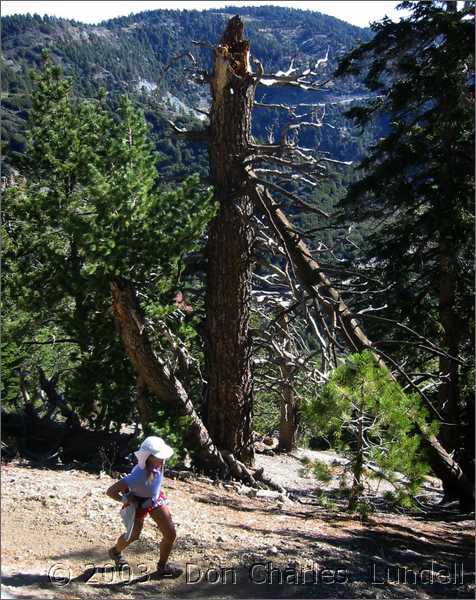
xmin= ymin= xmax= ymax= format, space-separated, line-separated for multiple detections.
xmin=106 ymin=436 xmax=182 ymax=577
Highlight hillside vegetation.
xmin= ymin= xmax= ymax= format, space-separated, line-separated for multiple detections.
xmin=2 ymin=6 xmax=376 ymax=177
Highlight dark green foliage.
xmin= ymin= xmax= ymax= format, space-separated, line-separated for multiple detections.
xmin=334 ymin=1 xmax=475 ymax=479
xmin=3 ymin=58 xmax=215 ymax=431
xmin=1 ymin=6 xmax=374 ymax=177
xmin=0 ymin=341 xmax=25 ymax=407
xmin=335 ymin=1 xmax=474 ymax=335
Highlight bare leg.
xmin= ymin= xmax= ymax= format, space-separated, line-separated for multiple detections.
xmin=112 ymin=518 xmax=144 ymax=554
xmin=149 ymin=504 xmax=177 ymax=568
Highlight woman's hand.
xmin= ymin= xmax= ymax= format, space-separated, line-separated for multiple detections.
xmin=106 ymin=480 xmax=129 ymax=502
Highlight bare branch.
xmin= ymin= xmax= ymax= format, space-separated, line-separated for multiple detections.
xmin=166 ymin=120 xmax=210 ymax=143
xmin=254 ymin=101 xmax=295 ymax=112
xmin=368 ymin=345 xmax=446 ymax=422
xmin=347 ymin=313 xmax=466 ymax=366
xmin=191 ymin=39 xmax=214 ymax=49
xmin=247 ymin=170 xmax=330 ymax=218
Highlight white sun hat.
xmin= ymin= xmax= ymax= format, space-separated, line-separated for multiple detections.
xmin=134 ymin=436 xmax=174 ymax=469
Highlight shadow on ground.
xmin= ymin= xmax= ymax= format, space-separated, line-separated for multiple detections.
xmin=2 ymin=520 xmax=474 ymax=600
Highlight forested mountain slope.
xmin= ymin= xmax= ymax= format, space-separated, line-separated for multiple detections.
xmin=2 ymin=6 xmax=377 ymax=176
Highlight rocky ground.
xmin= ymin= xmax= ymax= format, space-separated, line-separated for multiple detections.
xmin=1 ymin=450 xmax=474 ymax=599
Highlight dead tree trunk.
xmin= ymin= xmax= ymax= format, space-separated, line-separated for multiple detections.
xmin=251 ymin=183 xmax=376 ymax=355
xmin=159 ymin=14 xmax=471 ymax=501
xmin=111 ymin=277 xmax=227 ymax=473
xmin=277 ymin=314 xmax=298 ymax=452
xmin=205 ymin=16 xmax=255 ymax=464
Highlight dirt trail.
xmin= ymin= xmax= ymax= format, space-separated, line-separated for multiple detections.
xmin=1 ymin=456 xmax=474 ymax=599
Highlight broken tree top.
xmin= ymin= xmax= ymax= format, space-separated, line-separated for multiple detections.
xmin=219 ymin=15 xmax=250 ymax=77
xmin=220 ymin=15 xmax=244 ymax=46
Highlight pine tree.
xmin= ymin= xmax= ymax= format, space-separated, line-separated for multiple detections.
xmin=3 ymin=56 xmax=214 ymax=429
xmin=303 ymin=351 xmax=436 ymax=511
xmin=335 ymin=1 xmax=474 ymax=501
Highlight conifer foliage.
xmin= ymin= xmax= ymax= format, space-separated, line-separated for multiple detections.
xmin=335 ymin=1 xmax=474 ymax=497
xmin=3 ymin=55 xmax=214 ymax=429
xmin=303 ymin=351 xmax=436 ymax=510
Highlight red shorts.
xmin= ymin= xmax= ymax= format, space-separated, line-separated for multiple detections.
xmin=124 ymin=489 xmax=169 ymax=521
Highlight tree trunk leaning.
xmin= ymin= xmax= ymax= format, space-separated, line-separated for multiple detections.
xmin=111 ymin=277 xmax=228 ymax=474
xmin=111 ymin=277 xmax=265 ymax=486
xmin=277 ymin=313 xmax=298 ymax=452
xmin=251 ymin=183 xmax=474 ymax=503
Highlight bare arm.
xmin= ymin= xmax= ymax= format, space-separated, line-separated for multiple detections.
xmin=106 ymin=480 xmax=129 ymax=502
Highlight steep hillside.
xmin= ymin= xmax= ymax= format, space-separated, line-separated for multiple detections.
xmin=2 ymin=7 xmax=371 ymax=97
xmin=1 ymin=6 xmax=375 ymax=177
xmin=2 ymin=458 xmax=474 ymax=599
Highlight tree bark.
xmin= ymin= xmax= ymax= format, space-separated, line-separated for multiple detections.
xmin=111 ymin=277 xmax=268 ymax=485
xmin=205 ymin=16 xmax=255 ymax=464
xmin=438 ymin=238 xmax=461 ymax=460
xmin=278 ymin=369 xmax=298 ymax=452
xmin=436 ymin=68 xmax=466 ymax=496
xmin=252 ymin=183 xmax=376 ymax=355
